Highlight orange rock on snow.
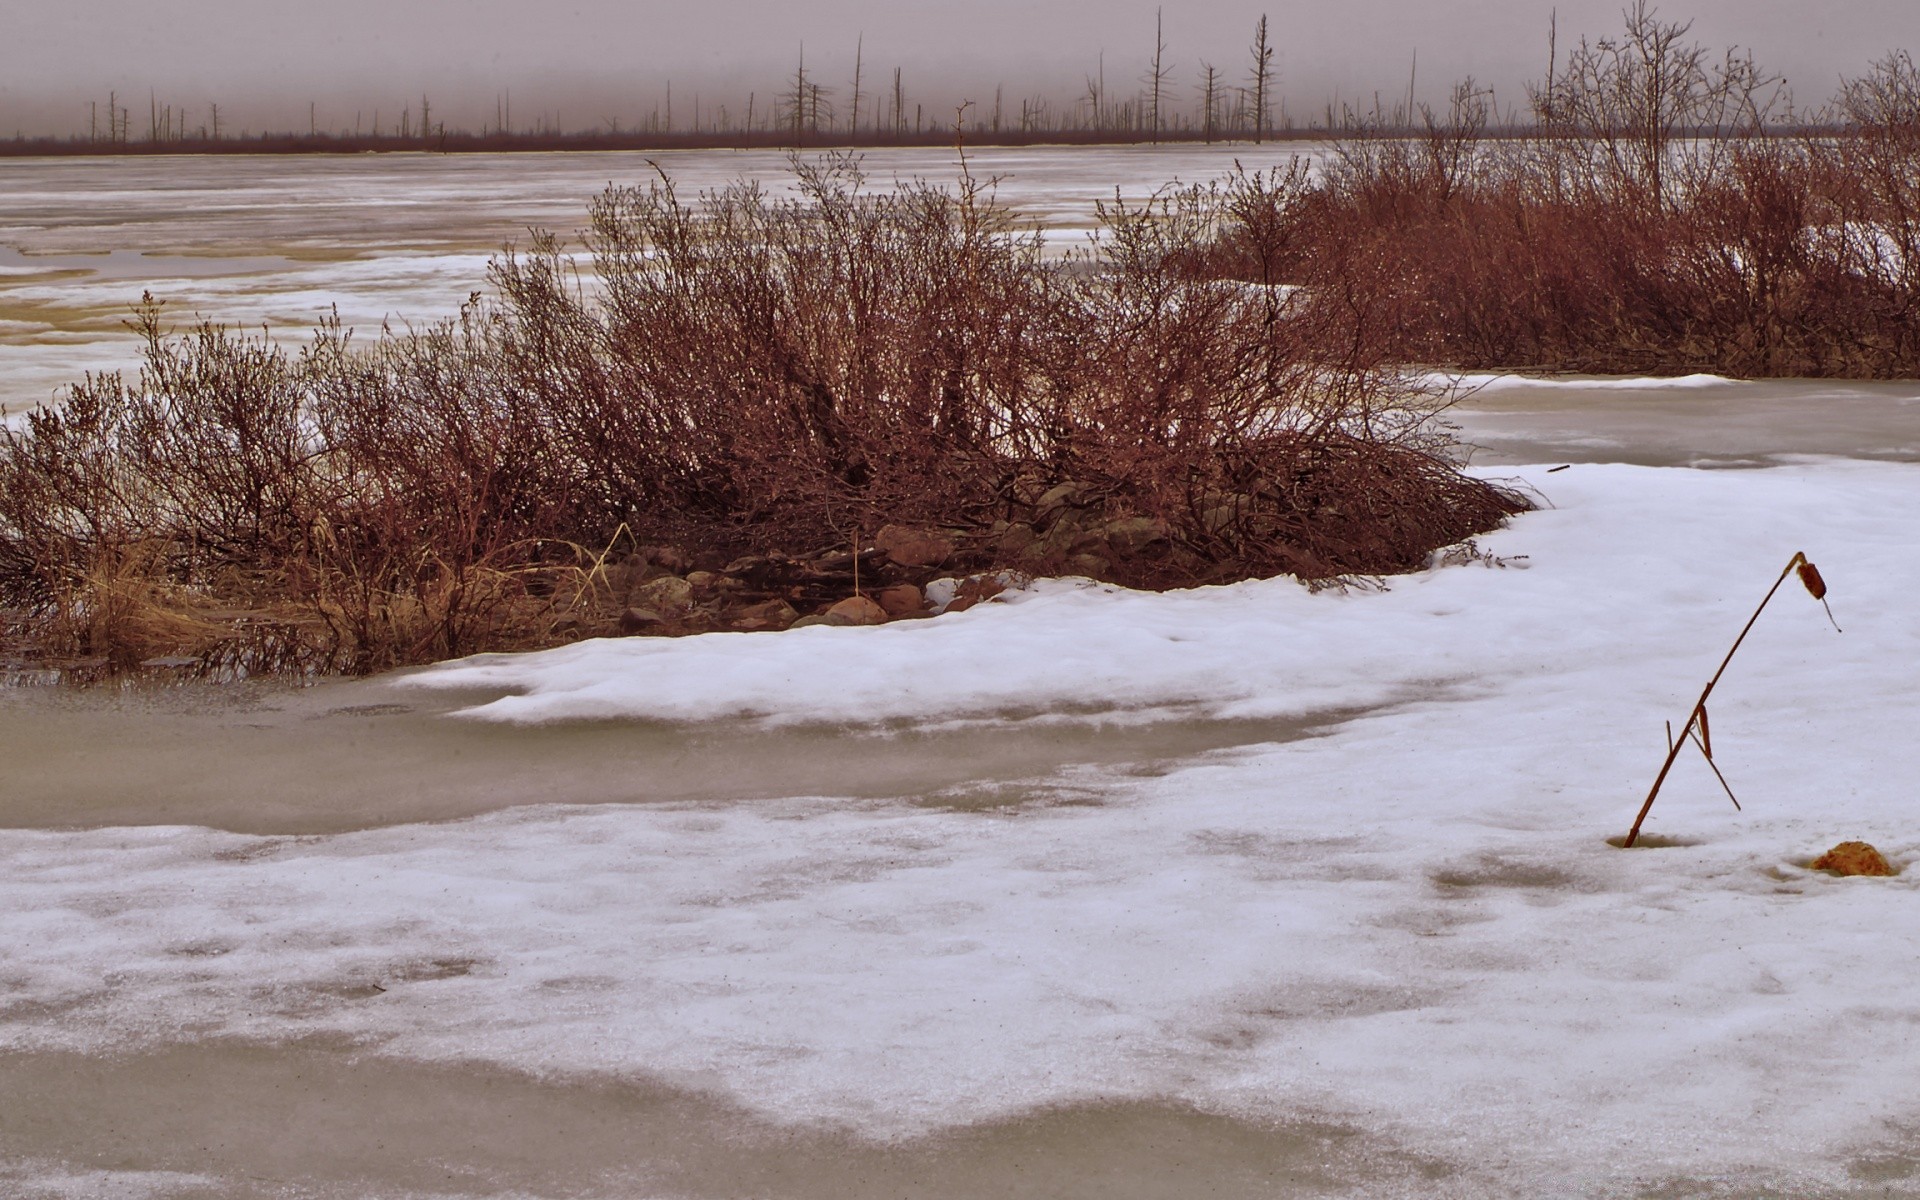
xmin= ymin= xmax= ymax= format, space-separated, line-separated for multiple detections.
xmin=1810 ymin=841 xmax=1893 ymax=877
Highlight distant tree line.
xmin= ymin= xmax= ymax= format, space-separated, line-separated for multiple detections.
xmin=6 ymin=14 xmax=1317 ymax=155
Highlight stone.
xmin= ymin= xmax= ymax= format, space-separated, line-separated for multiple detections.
xmin=644 ymin=546 xmax=691 ymax=575
xmin=876 ymin=584 xmax=925 ymax=617
xmin=825 ymin=595 xmax=890 ymax=626
xmin=997 ymin=522 xmax=1039 ymax=556
xmin=1011 ymin=473 xmax=1051 ymax=506
xmin=731 ymin=599 xmax=798 ymax=631
xmin=1102 ymin=516 xmax=1169 ymax=556
xmin=789 ymin=613 xmax=840 ymax=629
xmin=723 ymin=555 xmax=779 ymax=586
xmin=1066 ymin=553 xmax=1112 ymax=578
xmin=618 ymin=607 xmax=666 ymax=634
xmin=943 ymin=573 xmax=1010 ymax=613
xmin=1031 ymin=512 xmax=1106 ymax=560
xmin=1033 ymin=481 xmax=1087 ymax=517
xmin=874 ymin=524 xmax=954 ymax=569
xmin=1810 ymin=841 xmax=1893 ymax=877
xmin=631 ymin=575 xmax=694 ymax=613
xmin=686 ymin=570 xmax=723 ymax=595
xmin=1201 ymin=504 xmax=1240 ymax=534
xmin=923 ymin=577 xmax=960 ymax=613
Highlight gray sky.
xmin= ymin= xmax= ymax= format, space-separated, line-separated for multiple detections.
xmin=1 ymin=0 xmax=1914 ymax=136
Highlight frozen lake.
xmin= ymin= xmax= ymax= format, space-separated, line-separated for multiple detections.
xmin=0 ymin=145 xmax=1297 ymax=420
xmin=4 ymin=150 xmax=1920 ymax=1198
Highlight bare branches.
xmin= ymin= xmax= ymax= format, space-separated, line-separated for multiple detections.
xmin=0 ymin=160 xmax=1522 ymax=673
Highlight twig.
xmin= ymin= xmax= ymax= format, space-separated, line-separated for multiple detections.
xmin=1622 ymin=551 xmax=1836 ymax=847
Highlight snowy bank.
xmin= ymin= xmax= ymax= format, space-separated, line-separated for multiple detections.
xmin=7 ymin=458 xmax=1920 ymax=1195
xmin=1435 ymin=371 xmax=1740 ymax=393
xmin=403 ymin=461 xmax=1897 ymax=737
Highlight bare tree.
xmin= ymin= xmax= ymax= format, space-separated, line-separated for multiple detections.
xmin=1146 ymin=8 xmax=1170 ymax=142
xmin=1249 ymin=15 xmax=1274 ymax=143
xmin=1199 ymin=62 xmax=1221 ymax=143
xmin=784 ymin=45 xmax=810 ymax=144
xmin=849 ymin=35 xmax=864 ymax=137
xmin=1528 ymin=0 xmax=1781 ymax=208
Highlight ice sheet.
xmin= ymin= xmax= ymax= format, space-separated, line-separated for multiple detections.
xmin=1 ymin=147 xmax=1315 ymax=416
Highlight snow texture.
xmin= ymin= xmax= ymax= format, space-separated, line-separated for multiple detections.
xmin=1438 ymin=371 xmax=1739 ymax=392
xmin=7 ymin=458 xmax=1920 ymax=1195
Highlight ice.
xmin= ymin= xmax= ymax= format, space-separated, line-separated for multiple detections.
xmin=6 ymin=458 xmax=1920 ymax=1192
xmin=0 ymin=146 xmax=1312 ymax=416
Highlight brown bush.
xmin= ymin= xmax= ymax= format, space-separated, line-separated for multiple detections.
xmin=0 ymin=157 xmax=1525 ymax=677
xmin=1209 ymin=12 xmax=1920 ymax=378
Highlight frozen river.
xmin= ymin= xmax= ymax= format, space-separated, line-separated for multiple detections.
xmin=5 ymin=150 xmax=1920 ymax=1198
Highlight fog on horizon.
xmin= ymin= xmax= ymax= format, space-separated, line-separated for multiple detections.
xmin=2 ymin=0 xmax=1915 ymax=137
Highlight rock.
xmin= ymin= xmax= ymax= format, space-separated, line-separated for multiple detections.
xmin=723 ymin=555 xmax=779 ymax=586
xmin=923 ymin=578 xmax=961 ymax=613
xmin=595 ymin=562 xmax=641 ymax=597
xmin=644 ymin=546 xmax=691 ymax=575
xmin=618 ymin=607 xmax=666 ymax=634
xmin=1811 ymin=841 xmax=1893 ymax=877
xmin=874 ymin=524 xmax=954 ymax=568
xmin=1066 ymin=553 xmax=1112 ymax=578
xmin=825 ymin=595 xmax=890 ymax=626
xmin=631 ymin=575 xmax=694 ymax=613
xmin=1201 ymin=504 xmax=1240 ymax=534
xmin=1102 ymin=516 xmax=1169 ymax=556
xmin=686 ymin=570 xmax=724 ymax=597
xmin=789 ymin=613 xmax=839 ymax=629
xmin=1033 ymin=481 xmax=1087 ymax=517
xmin=943 ymin=573 xmax=1011 ymax=613
xmin=1011 ymin=473 xmax=1051 ymax=506
xmin=998 ymin=522 xmax=1039 ymax=555
xmin=1030 ymin=512 xmax=1106 ymax=560
xmin=876 ymin=584 xmax=925 ymax=617
xmin=731 ymin=599 xmax=798 ymax=631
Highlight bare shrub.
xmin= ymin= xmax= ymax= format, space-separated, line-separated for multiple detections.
xmin=1207 ymin=11 xmax=1920 ymax=378
xmin=0 ymin=158 xmax=1525 ymax=675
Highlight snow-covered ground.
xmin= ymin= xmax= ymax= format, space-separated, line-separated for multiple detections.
xmin=6 ymin=454 xmax=1920 ymax=1196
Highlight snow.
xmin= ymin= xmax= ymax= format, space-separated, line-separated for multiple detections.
xmin=1439 ymin=371 xmax=1739 ymax=392
xmin=8 ymin=456 xmax=1920 ymax=1193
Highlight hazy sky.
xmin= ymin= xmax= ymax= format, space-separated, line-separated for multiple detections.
xmin=2 ymin=0 xmax=1914 ymax=135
